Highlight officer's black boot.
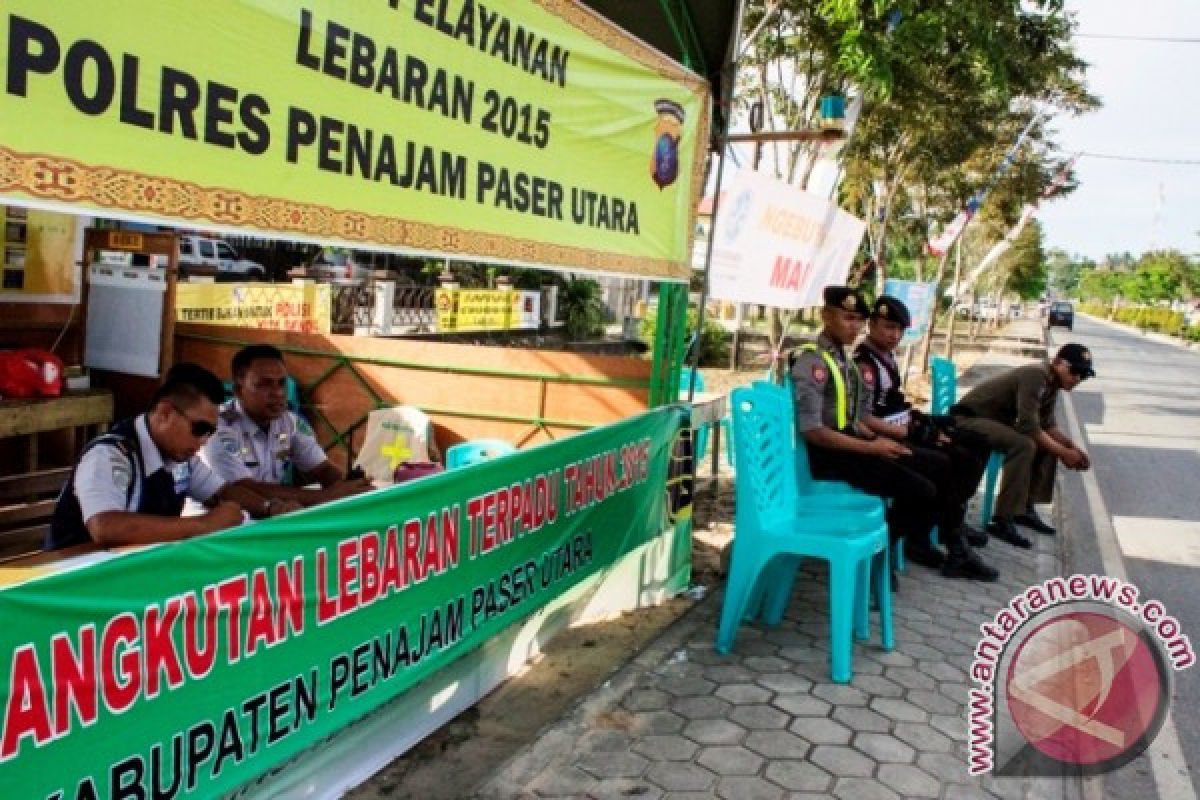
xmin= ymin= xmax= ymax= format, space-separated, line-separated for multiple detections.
xmin=987 ymin=516 xmax=1032 ymax=549
xmin=961 ymin=523 xmax=988 ymax=548
xmin=942 ymin=543 xmax=999 ymax=582
xmin=904 ymin=537 xmax=946 ymax=569
xmin=1014 ymin=506 xmax=1056 ymax=535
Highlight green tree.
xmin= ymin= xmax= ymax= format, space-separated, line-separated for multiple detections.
xmin=1000 ymin=220 xmax=1048 ymax=300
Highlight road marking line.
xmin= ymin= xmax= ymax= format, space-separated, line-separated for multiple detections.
xmin=1112 ymin=517 xmax=1200 ymax=568
xmin=1062 ymin=386 xmax=1197 ymax=800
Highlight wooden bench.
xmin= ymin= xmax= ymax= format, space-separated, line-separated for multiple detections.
xmin=0 ymin=468 xmax=68 ymax=561
xmin=0 ymin=390 xmax=113 ymax=562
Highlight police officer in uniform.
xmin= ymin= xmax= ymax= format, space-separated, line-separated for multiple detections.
xmin=790 ymin=286 xmax=951 ymax=572
xmin=49 ymin=364 xmax=268 ymax=550
xmin=952 ymin=343 xmax=1094 ymax=544
xmin=854 ymin=295 xmax=997 ymax=581
xmin=201 ymin=345 xmax=370 ymax=508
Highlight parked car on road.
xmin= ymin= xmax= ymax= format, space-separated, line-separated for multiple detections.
xmin=178 ymin=235 xmax=266 ymax=280
xmin=1047 ymin=301 xmax=1074 ymax=331
xmin=307 ymin=247 xmax=367 ymax=284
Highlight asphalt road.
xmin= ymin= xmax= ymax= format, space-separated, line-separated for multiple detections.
xmin=1052 ymin=314 xmax=1200 ymax=798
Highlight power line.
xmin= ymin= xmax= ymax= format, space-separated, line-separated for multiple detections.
xmin=1080 ymin=151 xmax=1200 ymax=166
xmin=1076 ymin=33 xmax=1200 ymax=43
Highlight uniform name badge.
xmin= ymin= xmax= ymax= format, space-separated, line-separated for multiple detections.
xmin=884 ymin=410 xmax=911 ymax=427
xmin=171 ymin=463 xmax=190 ymax=494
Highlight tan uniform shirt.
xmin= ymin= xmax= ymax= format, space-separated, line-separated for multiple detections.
xmin=789 ymin=333 xmax=870 ymax=433
xmin=955 ymin=363 xmax=1058 ymax=435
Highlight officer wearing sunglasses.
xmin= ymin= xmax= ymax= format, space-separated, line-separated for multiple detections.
xmin=951 ymin=343 xmax=1095 ymax=547
xmin=48 ymin=363 xmax=271 ymax=549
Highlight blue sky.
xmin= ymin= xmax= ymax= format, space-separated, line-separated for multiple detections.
xmin=1038 ymin=1 xmax=1200 ymax=260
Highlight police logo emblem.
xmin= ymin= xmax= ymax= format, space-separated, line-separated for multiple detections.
xmin=878 ymin=304 xmax=888 ymax=318
xmin=841 ymin=295 xmax=857 ymax=311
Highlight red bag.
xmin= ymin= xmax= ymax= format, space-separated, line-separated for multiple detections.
xmin=0 ymin=349 xmax=65 ymax=399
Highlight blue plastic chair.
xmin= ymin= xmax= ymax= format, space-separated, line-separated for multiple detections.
xmin=718 ymin=386 xmax=893 ymax=683
xmin=445 ymin=439 xmax=517 ymax=469
xmin=680 ymin=367 xmax=734 ymax=466
xmin=763 ymin=375 xmax=909 ymax=572
xmin=749 ymin=379 xmax=899 ymax=598
xmin=930 ymin=357 xmax=1003 ymax=527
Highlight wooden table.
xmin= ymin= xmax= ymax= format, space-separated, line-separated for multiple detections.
xmin=690 ymin=391 xmax=728 ymax=495
xmin=0 ymin=389 xmax=114 ymax=468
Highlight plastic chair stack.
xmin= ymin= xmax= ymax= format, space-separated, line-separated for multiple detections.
xmin=717 ymin=385 xmax=893 ymax=683
xmin=929 ymin=357 xmax=1003 ymax=527
xmin=445 ymin=439 xmax=517 ymax=469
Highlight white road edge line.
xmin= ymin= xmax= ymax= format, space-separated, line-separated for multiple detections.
xmin=1061 ymin=379 xmax=1196 ymax=800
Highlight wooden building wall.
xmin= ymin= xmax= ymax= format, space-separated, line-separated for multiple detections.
xmin=167 ymin=325 xmax=653 ymax=470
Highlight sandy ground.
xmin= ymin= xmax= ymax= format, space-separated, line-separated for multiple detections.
xmin=345 ymin=337 xmax=1001 ymax=799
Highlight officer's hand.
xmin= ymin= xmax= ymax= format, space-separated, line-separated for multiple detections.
xmin=1062 ymin=449 xmax=1086 ymax=470
xmin=870 ymin=438 xmax=911 ymax=459
xmin=936 ymin=432 xmax=952 ymax=446
xmin=205 ymin=501 xmax=244 ymax=532
xmin=1073 ymin=448 xmax=1091 ymax=471
xmin=329 ymin=477 xmax=372 ymax=498
xmin=272 ymin=499 xmax=304 ymax=516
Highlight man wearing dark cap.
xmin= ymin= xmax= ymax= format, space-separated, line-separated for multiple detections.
xmin=854 ymin=295 xmax=997 ymax=581
xmin=789 ymin=286 xmax=948 ymax=573
xmin=951 ymin=343 xmax=1095 ymax=545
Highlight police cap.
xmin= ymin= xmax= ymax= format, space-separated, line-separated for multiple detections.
xmin=870 ymin=295 xmax=912 ymax=327
xmin=822 ymin=285 xmax=870 ymax=316
xmin=1055 ymin=343 xmax=1096 ymax=378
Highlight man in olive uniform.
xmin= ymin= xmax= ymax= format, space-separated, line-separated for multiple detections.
xmin=854 ymin=295 xmax=997 ymax=580
xmin=952 ymin=343 xmax=1094 ymax=545
xmin=790 ymin=286 xmax=948 ymax=571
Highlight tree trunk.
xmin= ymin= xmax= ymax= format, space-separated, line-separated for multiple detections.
xmin=914 ymin=248 xmax=954 ymax=374
xmin=943 ymin=240 xmax=964 ymax=358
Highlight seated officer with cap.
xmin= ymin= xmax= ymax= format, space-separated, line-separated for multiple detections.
xmin=48 ymin=363 xmax=272 ymax=550
xmin=951 ymin=343 xmax=1094 ymax=546
xmin=854 ymin=295 xmax=997 ymax=581
xmin=789 ymin=286 xmax=948 ymax=572
xmin=200 ymin=344 xmax=371 ymax=511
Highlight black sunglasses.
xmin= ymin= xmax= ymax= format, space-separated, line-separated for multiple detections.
xmin=170 ymin=402 xmax=217 ymax=438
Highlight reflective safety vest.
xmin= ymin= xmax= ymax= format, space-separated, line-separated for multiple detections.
xmin=795 ymin=343 xmax=861 ymax=430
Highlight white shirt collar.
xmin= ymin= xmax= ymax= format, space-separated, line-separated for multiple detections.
xmin=135 ymin=413 xmax=171 ymax=474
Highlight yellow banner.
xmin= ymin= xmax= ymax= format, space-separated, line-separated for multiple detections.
xmin=176 ymin=282 xmax=331 ymax=333
xmin=0 ymin=2 xmax=709 ymax=281
xmin=436 ymin=288 xmax=538 ymax=332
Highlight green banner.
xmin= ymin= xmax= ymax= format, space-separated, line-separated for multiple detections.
xmin=0 ymin=408 xmax=692 ymax=799
xmin=0 ymin=1 xmax=708 ymax=280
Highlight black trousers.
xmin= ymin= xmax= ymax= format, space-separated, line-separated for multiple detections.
xmin=922 ymin=434 xmax=989 ymax=535
xmin=808 ymin=439 xmax=984 ymax=551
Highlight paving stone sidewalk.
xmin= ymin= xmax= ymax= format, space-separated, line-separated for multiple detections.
xmin=478 ymin=334 xmax=1072 ymax=800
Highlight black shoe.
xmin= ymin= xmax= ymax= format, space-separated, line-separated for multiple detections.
xmin=905 ymin=542 xmax=946 ymax=569
xmin=1014 ymin=508 xmax=1056 ymax=535
xmin=961 ymin=525 xmax=988 ymax=548
xmin=987 ymin=518 xmax=1032 ymax=549
xmin=942 ymin=548 xmax=999 ymax=582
